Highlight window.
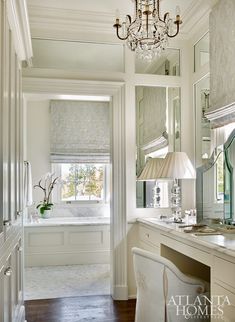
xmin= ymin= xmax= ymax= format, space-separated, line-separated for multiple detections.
xmin=54 ymin=163 xmax=109 ymax=203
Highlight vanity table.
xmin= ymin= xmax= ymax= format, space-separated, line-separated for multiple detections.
xmin=137 ymin=218 xmax=235 ymax=322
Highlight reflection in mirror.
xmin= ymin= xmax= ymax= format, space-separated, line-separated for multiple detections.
xmin=196 ymin=148 xmax=224 ymax=223
xmin=136 ymin=86 xmax=181 ymax=208
xmin=196 ymin=125 xmax=235 ymax=224
xmin=224 ymin=129 xmax=235 ymax=223
xmin=135 ymin=48 xmax=180 ymax=76
xmin=194 ymin=32 xmax=209 ymax=72
xmin=195 ymin=76 xmax=211 ymax=167
xmin=31 ymin=38 xmax=124 ymax=72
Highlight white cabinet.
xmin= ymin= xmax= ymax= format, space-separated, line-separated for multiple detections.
xmin=4 ymin=255 xmax=12 ymax=322
xmin=139 ymin=224 xmax=160 ymax=254
xmin=0 ymin=0 xmax=25 ymax=322
xmin=212 ymin=283 xmax=235 ymax=322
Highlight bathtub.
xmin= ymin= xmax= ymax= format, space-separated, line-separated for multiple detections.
xmin=24 ymin=217 xmax=110 ymax=267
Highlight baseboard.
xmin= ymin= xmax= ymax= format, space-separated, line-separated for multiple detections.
xmin=25 ymin=250 xmax=110 ymax=267
xmin=112 ymin=285 xmax=128 ymax=300
xmin=128 ymin=294 xmax=137 ymax=299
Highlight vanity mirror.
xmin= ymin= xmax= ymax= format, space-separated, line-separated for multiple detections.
xmin=136 ymin=86 xmax=181 ymax=208
xmin=196 ymin=127 xmax=235 ymax=224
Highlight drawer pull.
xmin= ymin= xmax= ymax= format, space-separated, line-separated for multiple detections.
xmin=4 ymin=267 xmax=12 ymax=277
xmin=3 ymin=220 xmax=11 ymax=226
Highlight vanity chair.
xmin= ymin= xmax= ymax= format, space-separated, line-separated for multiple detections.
xmin=132 ymin=247 xmax=209 ymax=322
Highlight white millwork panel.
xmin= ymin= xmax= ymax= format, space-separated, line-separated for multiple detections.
xmin=24 ymin=224 xmax=110 ymax=266
xmin=0 ymin=0 xmax=32 ymax=321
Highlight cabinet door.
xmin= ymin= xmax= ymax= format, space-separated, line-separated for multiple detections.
xmin=2 ymin=4 xmax=11 ymax=234
xmin=4 ymin=255 xmax=12 ymax=322
xmin=212 ymin=283 xmax=235 ymax=322
xmin=9 ymin=32 xmax=16 ymax=224
xmin=16 ymin=239 xmax=23 ymax=307
xmin=0 ymin=264 xmax=4 ymax=322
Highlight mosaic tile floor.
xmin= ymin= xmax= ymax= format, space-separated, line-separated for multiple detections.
xmin=25 ymin=264 xmax=110 ymax=300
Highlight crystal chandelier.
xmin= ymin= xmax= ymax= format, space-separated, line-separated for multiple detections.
xmin=113 ymin=0 xmax=182 ymax=60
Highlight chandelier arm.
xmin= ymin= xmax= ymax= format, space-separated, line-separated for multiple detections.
xmin=115 ymin=26 xmax=129 ymax=41
xmin=167 ymin=23 xmax=180 ymax=38
xmin=157 ymin=0 xmax=164 ymax=23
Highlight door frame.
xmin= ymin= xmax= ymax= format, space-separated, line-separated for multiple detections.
xmin=23 ymin=77 xmax=128 ymax=300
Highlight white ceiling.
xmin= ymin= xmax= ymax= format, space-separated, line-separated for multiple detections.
xmin=27 ymin=0 xmax=218 ymax=42
xmin=27 ymin=0 xmax=196 ymax=17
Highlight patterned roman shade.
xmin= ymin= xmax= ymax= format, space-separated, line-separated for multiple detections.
xmin=50 ymin=100 xmax=110 ymax=163
xmin=207 ymin=0 xmax=235 ymax=128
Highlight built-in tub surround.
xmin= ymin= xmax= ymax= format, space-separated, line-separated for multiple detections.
xmin=24 ymin=217 xmax=110 ymax=267
xmin=27 ymin=203 xmax=110 ymax=221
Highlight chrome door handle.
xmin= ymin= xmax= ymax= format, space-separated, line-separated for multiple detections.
xmin=4 ymin=267 xmax=12 ymax=277
xmin=3 ymin=220 xmax=11 ymax=226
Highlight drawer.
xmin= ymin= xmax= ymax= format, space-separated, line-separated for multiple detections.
xmin=161 ymin=234 xmax=211 ymax=266
xmin=139 ymin=224 xmax=160 ymax=248
xmin=214 ymin=256 xmax=235 ymax=289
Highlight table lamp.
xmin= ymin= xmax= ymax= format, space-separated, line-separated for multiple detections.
xmin=157 ymin=152 xmax=196 ymax=221
xmin=137 ymin=158 xmax=164 ymax=207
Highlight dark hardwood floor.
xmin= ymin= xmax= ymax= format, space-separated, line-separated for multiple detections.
xmin=25 ymin=295 xmax=136 ymax=322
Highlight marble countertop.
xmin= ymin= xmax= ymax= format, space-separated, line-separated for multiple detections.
xmin=24 ymin=216 xmax=110 ymax=227
xmin=138 ymin=217 xmax=235 ymax=258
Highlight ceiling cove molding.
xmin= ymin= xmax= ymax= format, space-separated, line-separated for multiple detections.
xmin=28 ymin=5 xmax=115 ymax=36
xmin=7 ymin=0 xmax=33 ymax=63
xmin=28 ymin=2 xmax=212 ymax=41
xmin=180 ymin=0 xmax=212 ymax=38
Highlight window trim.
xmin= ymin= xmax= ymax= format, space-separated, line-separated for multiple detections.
xmin=52 ymin=163 xmax=110 ymax=205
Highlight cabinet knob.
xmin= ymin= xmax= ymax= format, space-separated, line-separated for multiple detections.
xmin=18 ymin=246 xmax=23 ymax=252
xmin=3 ymin=220 xmax=11 ymax=226
xmin=17 ymin=211 xmax=22 ymax=217
xmin=146 ymin=233 xmax=150 ymax=238
xmin=4 ymin=267 xmax=12 ymax=277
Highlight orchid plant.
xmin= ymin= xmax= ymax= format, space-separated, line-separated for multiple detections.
xmin=34 ymin=173 xmax=59 ymax=215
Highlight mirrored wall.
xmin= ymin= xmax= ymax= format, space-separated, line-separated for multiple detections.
xmin=136 ymin=86 xmax=181 ymax=208
xmin=31 ymin=38 xmax=125 ymax=72
xmin=196 ymin=126 xmax=235 ymax=224
xmin=195 ymin=75 xmax=211 ymax=167
xmin=135 ymin=48 xmax=180 ymax=76
xmin=194 ymin=32 xmax=209 ymax=72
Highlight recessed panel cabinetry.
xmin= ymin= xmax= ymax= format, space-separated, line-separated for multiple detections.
xmin=137 ymin=221 xmax=235 ymax=322
xmin=0 ymin=0 xmax=25 ymax=321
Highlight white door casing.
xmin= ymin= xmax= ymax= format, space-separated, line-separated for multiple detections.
xmin=23 ymin=77 xmax=128 ymax=300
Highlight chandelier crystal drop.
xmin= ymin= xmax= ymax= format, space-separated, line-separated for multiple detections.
xmin=113 ymin=0 xmax=182 ymax=60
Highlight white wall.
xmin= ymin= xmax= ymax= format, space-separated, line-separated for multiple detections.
xmin=27 ymin=100 xmax=51 ymax=204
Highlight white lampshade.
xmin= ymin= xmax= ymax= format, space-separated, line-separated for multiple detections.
xmin=137 ymin=158 xmax=164 ymax=181
xmin=157 ymin=152 xmax=196 ymax=179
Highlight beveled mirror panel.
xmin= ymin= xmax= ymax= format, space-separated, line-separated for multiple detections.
xmin=194 ymin=32 xmax=209 ymax=72
xmin=196 ymin=126 xmax=235 ymax=224
xmin=195 ymin=76 xmax=211 ymax=167
xmin=31 ymin=38 xmax=125 ymax=72
xmin=136 ymin=86 xmax=181 ymax=208
xmin=135 ymin=48 xmax=180 ymax=76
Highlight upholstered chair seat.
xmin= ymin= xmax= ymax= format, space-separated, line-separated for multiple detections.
xmin=132 ymin=247 xmax=209 ymax=322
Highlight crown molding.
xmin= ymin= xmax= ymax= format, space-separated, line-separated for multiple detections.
xmin=6 ymin=0 xmax=33 ymax=63
xmin=27 ymin=2 xmax=214 ymax=42
xmin=28 ymin=5 xmax=115 ymax=38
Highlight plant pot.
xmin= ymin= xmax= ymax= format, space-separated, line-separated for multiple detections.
xmin=41 ymin=210 xmax=51 ymax=219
